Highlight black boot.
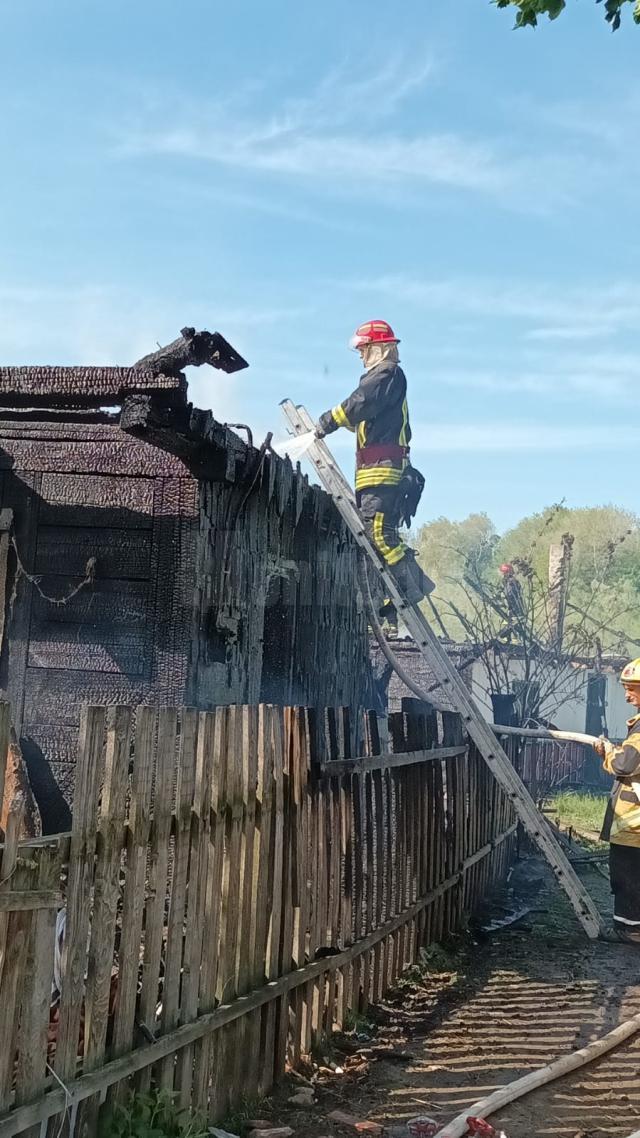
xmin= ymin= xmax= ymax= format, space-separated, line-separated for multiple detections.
xmin=389 ymin=550 xmax=435 ymax=605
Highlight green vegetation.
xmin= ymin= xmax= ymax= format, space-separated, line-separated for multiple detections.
xmin=416 ymin=503 xmax=640 ymax=653
xmin=396 ymin=939 xmax=470 ymax=988
xmin=99 ymin=1091 xmax=209 ymax=1138
xmin=549 ymin=789 xmax=608 ymax=842
xmin=494 ymin=0 xmax=640 ymax=30
xmin=343 ymin=1008 xmax=377 ymax=1035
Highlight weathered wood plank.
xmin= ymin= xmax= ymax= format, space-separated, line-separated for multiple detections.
xmin=193 ymin=709 xmax=226 ymax=1108
xmin=135 ymin=708 xmax=176 ymax=1095
xmin=14 ymin=843 xmax=60 ymax=1138
xmin=76 ymin=707 xmax=132 ymax=1137
xmin=53 ymin=707 xmax=106 ymax=1078
xmin=160 ymin=707 xmax=198 ymax=1091
xmin=0 ymin=802 xmax=28 ymax=1111
xmin=109 ymin=707 xmax=156 ymax=1062
xmin=260 ymin=706 xmax=285 ymax=1095
xmin=0 ymin=890 xmax=61 ymax=912
xmin=175 ymin=709 xmax=215 ymax=1106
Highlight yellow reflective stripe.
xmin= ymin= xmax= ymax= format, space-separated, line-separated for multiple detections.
xmin=331 ymin=403 xmax=350 ymax=428
xmin=357 ymin=421 xmax=366 ymax=448
xmin=611 ymin=803 xmax=640 ymax=837
xmin=355 ymin=467 xmax=403 ymax=489
xmin=372 ymin=513 xmax=405 ymax=565
xmin=399 ymin=398 xmax=408 ymax=447
xmin=386 ymin=546 xmax=405 ymax=566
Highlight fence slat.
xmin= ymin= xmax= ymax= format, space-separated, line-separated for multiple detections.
xmin=74 ymin=706 xmax=133 ymax=1136
xmin=109 ymin=706 xmax=156 ymax=1075
xmin=194 ymin=709 xmax=225 ymax=1109
xmin=160 ymin=707 xmax=198 ymax=1091
xmin=175 ymin=710 xmax=215 ymax=1106
xmin=15 ymin=840 xmax=60 ymax=1138
xmin=0 ymin=801 xmax=28 ymax=1111
xmin=135 ymin=707 xmax=177 ymax=1095
xmin=54 ymin=708 xmax=107 ymax=1076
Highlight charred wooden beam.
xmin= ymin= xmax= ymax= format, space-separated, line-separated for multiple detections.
xmin=120 ymin=396 xmax=238 ymax=481
xmin=0 ymin=408 xmax=119 ymax=425
xmin=134 ymin=327 xmax=248 ymax=377
xmin=0 ymin=366 xmax=185 ymax=410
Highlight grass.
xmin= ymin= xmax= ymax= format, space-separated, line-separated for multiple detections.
xmin=343 ymin=1008 xmax=377 ymax=1035
xmin=99 ymin=1091 xmax=209 ymax=1138
xmin=548 ymin=789 xmax=609 ymax=843
xmin=100 ymin=1090 xmax=272 ymax=1138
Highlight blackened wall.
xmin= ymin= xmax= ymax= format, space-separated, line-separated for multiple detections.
xmin=0 ymin=417 xmax=373 ymax=829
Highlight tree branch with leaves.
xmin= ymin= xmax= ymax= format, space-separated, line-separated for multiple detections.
xmin=494 ymin=0 xmax=640 ymax=30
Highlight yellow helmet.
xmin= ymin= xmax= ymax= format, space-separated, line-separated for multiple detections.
xmin=621 ymin=658 xmax=640 ymax=685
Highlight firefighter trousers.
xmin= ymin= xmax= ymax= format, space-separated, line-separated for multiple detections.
xmin=357 ymin=485 xmax=408 ymax=568
xmin=357 ymin=485 xmax=408 ymax=629
xmin=610 ymin=843 xmax=640 ymax=927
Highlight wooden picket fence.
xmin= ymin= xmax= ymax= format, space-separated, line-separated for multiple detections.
xmin=0 ymin=700 xmax=517 ymax=1136
xmin=502 ymin=733 xmax=611 ymax=799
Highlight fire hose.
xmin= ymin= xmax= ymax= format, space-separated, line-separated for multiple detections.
xmin=433 ymin=1009 xmax=640 ymax=1137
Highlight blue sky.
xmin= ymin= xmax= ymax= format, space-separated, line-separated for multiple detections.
xmin=1 ymin=0 xmax=639 ymax=532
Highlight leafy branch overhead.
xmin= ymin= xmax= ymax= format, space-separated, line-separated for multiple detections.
xmin=494 ymin=0 xmax=640 ymax=30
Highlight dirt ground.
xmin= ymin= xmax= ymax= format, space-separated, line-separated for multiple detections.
xmin=264 ymin=852 xmax=640 ymax=1138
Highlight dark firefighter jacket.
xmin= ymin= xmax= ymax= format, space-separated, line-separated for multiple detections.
xmin=601 ymin=714 xmax=640 ymax=848
xmin=317 ymin=360 xmax=410 ymax=492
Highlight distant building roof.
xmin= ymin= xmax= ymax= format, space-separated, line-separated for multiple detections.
xmin=370 ymin=636 xmax=476 ymax=713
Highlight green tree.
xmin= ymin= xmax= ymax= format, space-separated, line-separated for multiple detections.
xmin=494 ymin=0 xmax=640 ymax=30
xmin=497 ymin=504 xmax=640 ymax=648
xmin=415 ymin=513 xmax=498 ymax=640
xmin=415 ymin=503 xmax=640 ymax=723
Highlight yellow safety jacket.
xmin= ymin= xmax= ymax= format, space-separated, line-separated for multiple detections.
xmin=317 ymin=360 xmax=410 ymax=492
xmin=601 ymin=714 xmax=640 ymax=848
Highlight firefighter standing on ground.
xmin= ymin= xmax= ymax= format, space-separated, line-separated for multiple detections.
xmin=594 ymin=658 xmax=640 ymax=944
xmin=315 ymin=320 xmax=433 ymax=629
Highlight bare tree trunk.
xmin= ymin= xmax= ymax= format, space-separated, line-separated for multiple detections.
xmin=548 ymin=533 xmax=573 ymax=653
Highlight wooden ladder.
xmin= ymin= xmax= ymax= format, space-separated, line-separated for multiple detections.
xmin=280 ymin=399 xmax=603 ymax=939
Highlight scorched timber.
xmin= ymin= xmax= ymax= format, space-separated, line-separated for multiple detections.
xmin=0 ymin=367 xmax=185 ymax=410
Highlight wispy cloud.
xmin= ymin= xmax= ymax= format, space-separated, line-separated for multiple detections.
xmin=277 ymin=54 xmax=438 ymax=130
xmin=114 ymin=59 xmax=574 ymax=206
xmin=128 ymin=130 xmax=507 ymax=194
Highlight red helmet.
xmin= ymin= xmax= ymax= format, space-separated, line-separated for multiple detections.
xmin=499 ymin=563 xmax=514 ymax=575
xmin=349 ymin=319 xmax=399 ymax=350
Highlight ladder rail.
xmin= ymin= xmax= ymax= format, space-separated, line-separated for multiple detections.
xmin=280 ymin=399 xmax=603 ymax=939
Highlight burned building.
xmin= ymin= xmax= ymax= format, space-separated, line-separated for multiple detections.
xmin=0 ymin=328 xmax=374 ymax=830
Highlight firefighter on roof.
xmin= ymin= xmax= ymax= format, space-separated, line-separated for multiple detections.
xmin=594 ymin=657 xmax=640 ymax=944
xmin=315 ymin=320 xmax=433 ymax=632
